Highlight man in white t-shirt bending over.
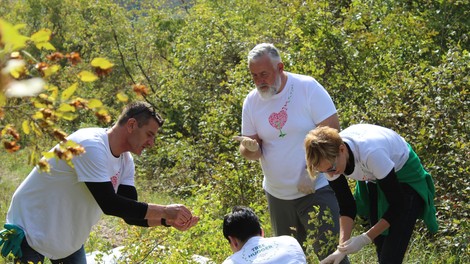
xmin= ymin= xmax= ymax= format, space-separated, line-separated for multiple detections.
xmin=222 ymin=206 xmax=306 ymax=264
xmin=3 ymin=101 xmax=199 ymax=263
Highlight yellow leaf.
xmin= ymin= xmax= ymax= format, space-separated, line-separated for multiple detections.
xmin=33 ymin=101 xmax=47 ymax=109
xmin=42 ymin=151 xmax=55 ymax=159
xmin=58 ymin=103 xmax=75 ymax=112
xmin=31 ymin=29 xmax=52 ymax=43
xmin=97 ymin=108 xmax=109 ymax=115
xmin=13 ymin=23 xmax=27 ymax=30
xmin=117 ymin=92 xmax=129 ymax=102
xmin=91 ymin=58 xmax=114 ymax=70
xmin=47 ymin=84 xmax=59 ymax=100
xmin=60 ymin=112 xmax=78 ymax=121
xmin=64 ymin=140 xmax=79 ymax=148
xmin=35 ymin=41 xmax=56 ymax=51
xmin=0 ymin=19 xmax=30 ymax=51
xmin=0 ymin=93 xmax=6 ymax=107
xmin=22 ymin=120 xmax=31 ymax=135
xmin=43 ymin=65 xmax=60 ymax=78
xmin=61 ymin=83 xmax=78 ymax=101
xmin=31 ymin=123 xmax=43 ymax=136
xmin=87 ymin=99 xmax=103 ymax=109
xmin=78 ymin=71 xmax=98 ymax=82
xmin=32 ymin=111 xmax=44 ymax=119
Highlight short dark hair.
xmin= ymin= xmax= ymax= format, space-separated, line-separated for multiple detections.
xmin=117 ymin=101 xmax=164 ymax=127
xmin=223 ymin=206 xmax=262 ymax=243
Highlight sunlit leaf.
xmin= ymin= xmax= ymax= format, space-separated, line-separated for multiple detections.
xmin=35 ymin=41 xmax=56 ymax=51
xmin=33 ymin=101 xmax=47 ymax=109
xmin=0 ymin=19 xmax=29 ymax=51
xmin=47 ymin=84 xmax=59 ymax=100
xmin=32 ymin=111 xmax=44 ymax=119
xmin=60 ymin=112 xmax=78 ymax=121
xmin=87 ymin=99 xmax=103 ymax=109
xmin=0 ymin=93 xmax=6 ymax=107
xmin=78 ymin=71 xmax=98 ymax=82
xmin=42 ymin=151 xmax=55 ymax=159
xmin=22 ymin=120 xmax=30 ymax=135
xmin=30 ymin=28 xmax=52 ymax=43
xmin=31 ymin=123 xmax=43 ymax=136
xmin=43 ymin=65 xmax=60 ymax=77
xmin=117 ymin=92 xmax=129 ymax=103
xmin=61 ymin=83 xmax=78 ymax=101
xmin=58 ymin=103 xmax=75 ymax=112
xmin=91 ymin=58 xmax=114 ymax=70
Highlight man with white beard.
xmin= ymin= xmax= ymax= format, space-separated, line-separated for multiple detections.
xmin=234 ymin=43 xmax=348 ymax=263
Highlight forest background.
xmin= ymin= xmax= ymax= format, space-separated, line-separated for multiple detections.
xmin=0 ymin=0 xmax=468 ymax=263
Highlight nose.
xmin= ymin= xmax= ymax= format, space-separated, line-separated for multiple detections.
xmin=253 ymin=75 xmax=266 ymax=85
xmin=147 ymin=138 xmax=155 ymax=147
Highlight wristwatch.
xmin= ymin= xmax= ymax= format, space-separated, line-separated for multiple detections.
xmin=161 ymin=218 xmax=171 ymax=227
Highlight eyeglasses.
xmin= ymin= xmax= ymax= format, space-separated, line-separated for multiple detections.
xmin=316 ymin=158 xmax=337 ymax=174
xmin=130 ymin=107 xmax=164 ymax=127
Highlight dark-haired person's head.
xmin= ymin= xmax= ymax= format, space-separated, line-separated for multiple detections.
xmin=223 ymin=206 xmax=262 ymax=244
xmin=117 ymin=101 xmax=164 ymax=128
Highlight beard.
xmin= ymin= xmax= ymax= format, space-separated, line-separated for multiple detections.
xmin=256 ymin=73 xmax=282 ymax=100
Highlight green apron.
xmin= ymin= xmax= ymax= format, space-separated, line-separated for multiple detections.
xmin=354 ymin=144 xmax=438 ymax=235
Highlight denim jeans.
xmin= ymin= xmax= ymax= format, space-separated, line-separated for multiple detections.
xmin=368 ymin=182 xmax=424 ymax=264
xmin=266 ymin=185 xmax=350 ymax=264
xmin=16 ymin=237 xmax=87 ymax=264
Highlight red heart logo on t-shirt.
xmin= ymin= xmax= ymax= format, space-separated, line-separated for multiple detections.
xmin=269 ymin=110 xmax=288 ymax=130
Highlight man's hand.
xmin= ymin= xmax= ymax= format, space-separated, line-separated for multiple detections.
xmin=163 ymin=204 xmax=193 ymax=226
xmin=297 ymin=169 xmax=315 ymax=194
xmin=168 ymin=216 xmax=200 ymax=231
xmin=338 ymin=233 xmax=372 ymax=254
xmin=233 ymin=136 xmax=259 ymax=152
xmin=320 ymin=249 xmax=347 ymax=264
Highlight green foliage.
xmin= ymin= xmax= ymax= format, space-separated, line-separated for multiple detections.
xmin=0 ymin=0 xmax=468 ymax=263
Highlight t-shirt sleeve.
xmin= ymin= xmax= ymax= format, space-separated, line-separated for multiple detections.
xmin=366 ymin=149 xmax=395 ymax=179
xmin=308 ymin=80 xmax=337 ymax=125
xmin=241 ymin=95 xmax=256 ymax=136
xmin=120 ymin=153 xmax=135 ymax=186
xmin=73 ymin=144 xmax=110 ymax=182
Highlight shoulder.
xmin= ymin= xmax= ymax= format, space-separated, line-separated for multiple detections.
xmin=221 ymin=256 xmax=236 ymax=264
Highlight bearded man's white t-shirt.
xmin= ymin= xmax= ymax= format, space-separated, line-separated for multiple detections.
xmin=242 ymin=72 xmax=336 ymax=199
xmin=6 ymin=128 xmax=134 ymax=259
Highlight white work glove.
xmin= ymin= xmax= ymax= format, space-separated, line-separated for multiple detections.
xmin=320 ymin=249 xmax=347 ymax=264
xmin=338 ymin=233 xmax=372 ymax=254
xmin=233 ymin=136 xmax=259 ymax=152
xmin=297 ymin=169 xmax=315 ymax=194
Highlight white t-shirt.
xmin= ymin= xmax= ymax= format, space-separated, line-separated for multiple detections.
xmin=6 ymin=128 xmax=135 ymax=259
xmin=222 ymin=236 xmax=306 ymax=264
xmin=241 ymin=72 xmax=336 ymax=199
xmin=328 ymin=124 xmax=409 ymax=182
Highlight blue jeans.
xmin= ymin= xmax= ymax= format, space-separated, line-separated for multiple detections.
xmin=16 ymin=237 xmax=87 ymax=264
xmin=368 ymin=182 xmax=424 ymax=264
xmin=266 ymin=185 xmax=350 ymax=264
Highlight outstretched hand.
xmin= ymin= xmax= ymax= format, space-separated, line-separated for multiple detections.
xmin=233 ymin=136 xmax=259 ymax=152
xmin=320 ymin=249 xmax=347 ymax=264
xmin=168 ymin=216 xmax=199 ymax=231
xmin=163 ymin=204 xmax=199 ymax=231
xmin=338 ymin=233 xmax=372 ymax=254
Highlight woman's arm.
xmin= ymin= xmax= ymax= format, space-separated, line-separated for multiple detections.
xmin=365 ymin=169 xmax=405 ymax=240
xmin=328 ymin=174 xmax=356 ymax=242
